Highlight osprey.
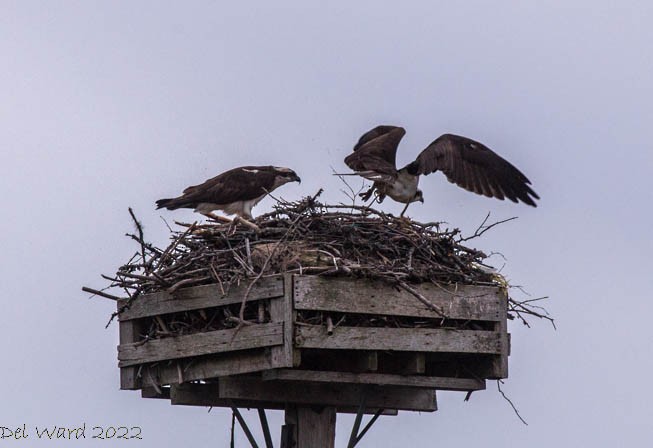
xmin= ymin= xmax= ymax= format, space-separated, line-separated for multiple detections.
xmin=156 ymin=166 xmax=301 ymax=228
xmin=344 ymin=125 xmax=539 ymax=215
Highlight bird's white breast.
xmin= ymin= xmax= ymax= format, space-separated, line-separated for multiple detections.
xmin=195 ymin=193 xmax=266 ymax=219
xmin=386 ymin=171 xmax=419 ymax=203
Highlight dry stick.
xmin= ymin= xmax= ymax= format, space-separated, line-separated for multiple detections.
xmin=245 ymin=237 xmax=252 ymax=270
xmin=176 ymin=362 xmax=184 ymax=384
xmin=459 ymin=212 xmax=518 ymax=242
xmin=81 ymin=286 xmax=124 ymax=301
xmin=497 ymin=380 xmax=528 ymax=425
xmin=396 ymin=281 xmax=447 ymax=319
xmin=157 ymin=222 xmax=197 ymax=271
xmin=128 ymin=207 xmax=149 ymax=272
xmin=331 ymin=166 xmax=366 ymax=209
xmin=509 ymin=298 xmax=556 ymax=329
xmin=167 ymin=276 xmax=212 ymax=294
xmin=154 ymin=316 xmax=170 ymax=334
xmin=147 ymin=369 xmax=163 ymax=395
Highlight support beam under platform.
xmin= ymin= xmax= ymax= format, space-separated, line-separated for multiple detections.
xmin=219 ymin=376 xmax=437 ymax=412
xmin=283 ymin=405 xmax=336 ymax=448
xmin=168 ymin=383 xmax=399 ymax=415
xmin=262 ymin=369 xmax=485 ymax=391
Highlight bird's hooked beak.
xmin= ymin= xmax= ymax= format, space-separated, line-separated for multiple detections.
xmin=418 ymin=197 xmax=424 ymax=203
xmin=292 ymin=173 xmax=302 ymax=184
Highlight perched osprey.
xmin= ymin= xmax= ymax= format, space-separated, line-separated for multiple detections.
xmin=156 ymin=166 xmax=300 ymax=227
xmin=344 ymin=125 xmax=539 ymax=215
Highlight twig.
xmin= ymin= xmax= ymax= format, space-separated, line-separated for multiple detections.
xmin=497 ymin=380 xmax=528 ymax=425
xmin=128 ymin=207 xmax=149 ymax=272
xmin=459 ymin=213 xmax=518 ymax=242
xmin=396 ymin=281 xmax=447 ymax=318
xmin=82 ymin=286 xmax=124 ymax=301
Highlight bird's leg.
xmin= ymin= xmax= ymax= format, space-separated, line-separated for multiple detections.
xmin=233 ymin=216 xmax=261 ymax=232
xmin=399 ymin=202 xmax=411 ymax=217
xmin=202 ymin=212 xmax=232 ymax=223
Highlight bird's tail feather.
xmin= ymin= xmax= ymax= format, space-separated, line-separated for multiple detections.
xmin=156 ymin=198 xmax=180 ymax=210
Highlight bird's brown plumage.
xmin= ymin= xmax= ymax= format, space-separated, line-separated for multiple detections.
xmin=344 ymin=126 xmax=405 ymax=183
xmin=344 ymin=125 xmax=539 ymax=207
xmin=156 ymin=165 xmax=300 ymax=218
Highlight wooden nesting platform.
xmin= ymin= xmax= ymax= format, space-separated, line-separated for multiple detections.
xmin=117 ymin=274 xmax=509 ymax=414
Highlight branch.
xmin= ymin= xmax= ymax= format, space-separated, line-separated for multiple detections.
xmin=497 ymin=380 xmax=528 ymax=425
xmin=458 ymin=212 xmax=517 ymax=242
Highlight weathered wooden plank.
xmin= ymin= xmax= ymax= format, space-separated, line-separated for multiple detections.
xmin=169 ymin=383 xmax=398 ymax=415
xmin=118 ymin=322 xmax=283 ymax=367
xmin=219 ymin=376 xmax=437 ymax=412
xmin=119 ymin=275 xmax=284 ymax=321
xmin=141 ymin=387 xmax=170 ymax=399
xmin=488 ymin=288 xmax=509 ymax=379
xmin=118 ymin=306 xmax=142 ymax=390
xmin=294 ymin=276 xmax=502 ymax=321
xmin=270 ymin=275 xmax=299 ymax=369
xmin=262 ymin=369 xmax=485 ymax=391
xmin=136 ymin=349 xmax=275 ymax=388
xmin=295 ymin=325 xmax=502 ymax=354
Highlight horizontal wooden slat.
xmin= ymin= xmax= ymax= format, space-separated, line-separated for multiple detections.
xmin=128 ymin=349 xmax=277 ymax=390
xmin=219 ymin=376 xmax=437 ymax=412
xmin=118 ymin=322 xmax=283 ymax=367
xmin=262 ymin=369 xmax=485 ymax=391
xmin=119 ymin=275 xmax=284 ymax=321
xmin=295 ymin=325 xmax=503 ymax=354
xmin=169 ymin=383 xmax=398 ymax=415
xmin=294 ymin=276 xmax=502 ymax=321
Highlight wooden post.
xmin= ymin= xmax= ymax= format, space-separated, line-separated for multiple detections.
xmin=282 ymin=405 xmax=336 ymax=448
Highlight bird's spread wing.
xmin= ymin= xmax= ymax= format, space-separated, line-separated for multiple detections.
xmin=410 ymin=134 xmax=539 ymax=206
xmin=344 ymin=125 xmax=406 ymax=182
xmin=178 ymin=166 xmax=276 ymax=206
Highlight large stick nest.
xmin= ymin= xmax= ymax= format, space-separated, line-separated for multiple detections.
xmin=87 ymin=191 xmax=553 ymax=333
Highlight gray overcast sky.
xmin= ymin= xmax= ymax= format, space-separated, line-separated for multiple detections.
xmin=2 ymin=1 xmax=652 ymax=446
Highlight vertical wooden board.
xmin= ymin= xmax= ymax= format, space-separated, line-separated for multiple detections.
xmin=398 ymin=353 xmax=426 ymax=375
xmin=270 ymin=274 xmax=299 ymax=368
xmin=118 ymin=305 xmax=141 ymax=390
xmin=488 ymin=288 xmax=509 ymax=379
xmin=357 ymin=351 xmax=379 ymax=372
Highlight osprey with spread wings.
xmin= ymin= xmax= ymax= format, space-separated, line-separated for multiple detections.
xmin=344 ymin=125 xmax=539 ymax=215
